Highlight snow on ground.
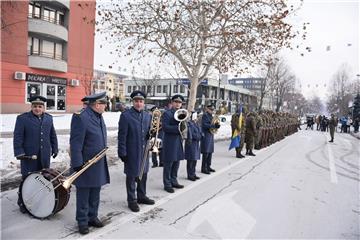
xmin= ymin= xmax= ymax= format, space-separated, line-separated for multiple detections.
xmin=0 ymin=112 xmax=232 ymax=182
xmin=0 ymin=112 xmax=121 ymax=132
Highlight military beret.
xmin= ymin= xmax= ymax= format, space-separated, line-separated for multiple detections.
xmin=29 ymin=95 xmax=47 ymax=105
xmin=130 ymin=90 xmax=146 ymax=100
xmin=87 ymin=92 xmax=107 ymax=104
xmin=171 ymin=94 xmax=185 ymax=103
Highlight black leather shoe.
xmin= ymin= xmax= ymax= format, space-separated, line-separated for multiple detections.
xmin=172 ymin=183 xmax=184 ymax=189
xmin=152 ymin=165 xmax=158 ymax=168
xmin=89 ymin=218 xmax=104 ymax=228
xmin=201 ymin=170 xmax=210 ymax=174
xmin=187 ymin=176 xmax=196 ymax=181
xmin=194 ymin=176 xmax=200 ymax=180
xmin=209 ymin=168 xmax=215 ymax=172
xmin=79 ymin=225 xmax=89 ymax=235
xmin=164 ymin=187 xmax=175 ymax=193
xmin=249 ymin=151 xmax=256 ymax=156
xmin=159 ymin=163 xmax=164 ymax=167
xmin=19 ymin=205 xmax=27 ymax=214
xmin=128 ymin=202 xmax=140 ymax=212
xmin=137 ymin=197 xmax=155 ymax=205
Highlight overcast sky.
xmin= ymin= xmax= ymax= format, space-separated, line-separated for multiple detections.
xmin=94 ymin=0 xmax=359 ymax=101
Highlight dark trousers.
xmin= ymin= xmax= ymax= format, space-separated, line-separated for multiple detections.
xmin=17 ymin=176 xmax=26 ymax=208
xmin=163 ymin=160 xmax=180 ymax=188
xmin=152 ymin=151 xmax=163 ymax=166
xmin=76 ymin=187 xmax=101 ymax=226
xmin=201 ymin=153 xmax=212 ymax=171
xmin=187 ymin=160 xmax=197 ymax=178
xmin=126 ymin=173 xmax=147 ymax=202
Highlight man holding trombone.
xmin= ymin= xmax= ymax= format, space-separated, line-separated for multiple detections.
xmin=70 ymin=92 xmax=110 ymax=235
xmin=118 ymin=90 xmax=155 ymax=212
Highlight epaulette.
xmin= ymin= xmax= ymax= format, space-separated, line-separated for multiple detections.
xmin=73 ymin=108 xmax=85 ymax=115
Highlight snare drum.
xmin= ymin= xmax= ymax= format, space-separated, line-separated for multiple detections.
xmin=19 ymin=168 xmax=70 ymax=219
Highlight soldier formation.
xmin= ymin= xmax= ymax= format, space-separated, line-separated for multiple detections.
xmin=231 ymin=109 xmax=300 ymax=158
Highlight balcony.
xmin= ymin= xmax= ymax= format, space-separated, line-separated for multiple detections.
xmin=28 ymin=14 xmax=68 ymax=42
xmin=28 ymin=51 xmax=67 ymax=72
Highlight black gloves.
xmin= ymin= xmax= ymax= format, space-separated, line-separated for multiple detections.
xmin=120 ymin=156 xmax=128 ymax=163
xmin=52 ymin=152 xmax=58 ymax=159
xmin=73 ymin=165 xmax=83 ymax=172
xmin=16 ymin=155 xmax=27 ymax=160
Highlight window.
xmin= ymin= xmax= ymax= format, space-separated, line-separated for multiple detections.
xmin=56 ymin=11 xmax=65 ymax=25
xmin=128 ymin=86 xmax=131 ymax=93
xmin=163 ymin=85 xmax=168 ymax=94
xmin=173 ymin=85 xmax=178 ymax=93
xmin=32 ymin=38 xmax=39 ymax=54
xmin=147 ymin=85 xmax=151 ymax=94
xmin=157 ymin=85 xmax=161 ymax=93
xmin=34 ymin=4 xmax=41 ymax=18
xmin=132 ymin=86 xmax=137 ymax=92
xmin=28 ymin=3 xmax=33 ymax=16
xmin=41 ymin=40 xmax=54 ymax=58
xmin=43 ymin=8 xmax=56 ymax=23
xmin=55 ymin=43 xmax=62 ymax=60
xmin=180 ymin=85 xmax=185 ymax=93
xmin=26 ymin=83 xmax=42 ymax=103
xmin=141 ymin=85 xmax=146 ymax=92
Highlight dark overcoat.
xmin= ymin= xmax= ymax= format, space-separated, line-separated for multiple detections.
xmin=70 ymin=107 xmax=110 ymax=187
xmin=200 ymin=112 xmax=215 ymax=153
xmin=185 ymin=120 xmax=202 ymax=161
xmin=13 ymin=112 xmax=58 ymax=176
xmin=118 ymin=107 xmax=151 ymax=177
xmin=161 ymin=108 xmax=184 ymax=162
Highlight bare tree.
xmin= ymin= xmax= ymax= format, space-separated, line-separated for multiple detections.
xmin=267 ymin=58 xmax=296 ymax=112
xmin=326 ymin=63 xmax=355 ymax=116
xmin=97 ymin=1 xmax=304 ymax=111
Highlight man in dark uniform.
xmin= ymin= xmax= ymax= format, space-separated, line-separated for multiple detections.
xmin=201 ymin=104 xmax=220 ymax=174
xmin=185 ymin=111 xmax=202 ymax=181
xmin=150 ymin=106 xmax=164 ymax=168
xmin=70 ymin=92 xmax=110 ymax=235
xmin=13 ymin=96 xmax=58 ymax=213
xmin=161 ymin=94 xmax=186 ymax=193
xmin=118 ymin=90 xmax=155 ymax=212
xmin=328 ymin=114 xmax=337 ymax=142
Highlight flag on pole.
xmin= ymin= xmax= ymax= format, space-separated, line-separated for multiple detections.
xmin=229 ymin=105 xmax=243 ymax=150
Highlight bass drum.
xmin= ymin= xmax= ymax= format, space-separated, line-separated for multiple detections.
xmin=19 ymin=168 xmax=70 ymax=219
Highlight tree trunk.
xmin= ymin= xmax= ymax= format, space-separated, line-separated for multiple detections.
xmin=187 ymin=77 xmax=199 ymax=111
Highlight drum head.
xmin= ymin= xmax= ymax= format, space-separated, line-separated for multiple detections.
xmin=21 ymin=173 xmax=55 ymax=218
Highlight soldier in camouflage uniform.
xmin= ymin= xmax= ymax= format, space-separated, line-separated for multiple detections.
xmin=245 ymin=111 xmax=256 ymax=156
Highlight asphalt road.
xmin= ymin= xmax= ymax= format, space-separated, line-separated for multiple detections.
xmin=1 ymin=128 xmax=359 ymax=239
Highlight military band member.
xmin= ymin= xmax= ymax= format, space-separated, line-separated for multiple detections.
xmin=150 ymin=106 xmax=164 ymax=168
xmin=185 ymin=112 xmax=202 ymax=181
xmin=13 ymin=96 xmax=58 ymax=213
xmin=162 ymin=94 xmax=186 ymax=193
xmin=200 ymin=104 xmax=219 ymax=174
xmin=70 ymin=92 xmax=110 ymax=235
xmin=118 ymin=90 xmax=155 ymax=212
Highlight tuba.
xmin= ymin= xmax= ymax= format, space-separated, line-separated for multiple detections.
xmin=174 ymin=108 xmax=190 ymax=140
